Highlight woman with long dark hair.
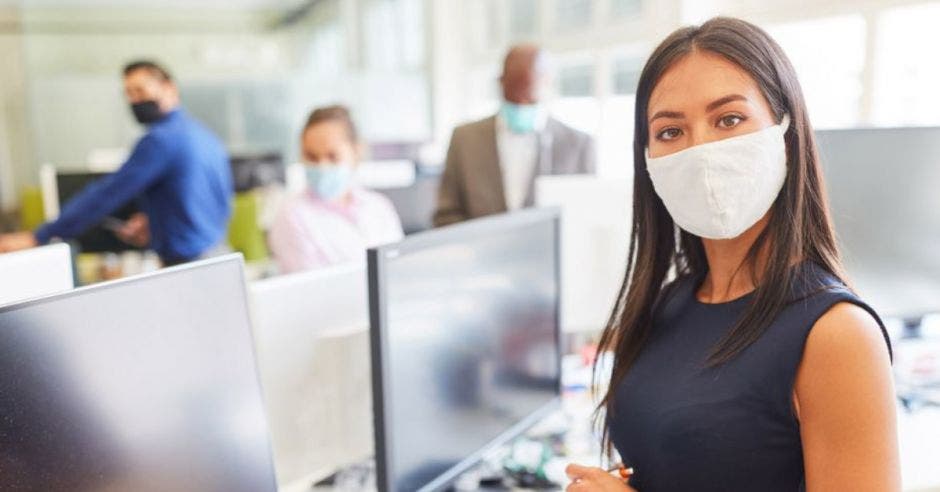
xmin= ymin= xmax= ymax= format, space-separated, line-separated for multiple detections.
xmin=566 ymin=17 xmax=899 ymax=491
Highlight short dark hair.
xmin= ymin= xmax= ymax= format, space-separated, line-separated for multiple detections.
xmin=123 ymin=60 xmax=173 ymax=82
xmin=302 ymin=105 xmax=359 ymax=143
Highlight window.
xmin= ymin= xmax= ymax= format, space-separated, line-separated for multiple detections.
xmin=510 ymin=0 xmax=538 ymax=37
xmin=552 ymin=62 xmax=599 ymax=169
xmin=612 ymin=55 xmax=644 ymax=95
xmin=399 ymin=0 xmax=426 ymax=68
xmin=555 ymin=0 xmax=593 ymax=31
xmin=872 ymin=2 xmax=940 ymax=126
xmin=551 ymin=97 xmax=601 ymax=136
xmin=558 ymin=63 xmax=594 ymax=97
xmin=766 ymin=15 xmax=866 ymax=129
xmin=363 ymin=0 xmax=398 ymax=70
xmin=465 ymin=65 xmax=500 ymax=121
xmin=610 ymin=0 xmax=643 ymax=19
xmin=308 ymin=22 xmax=345 ymax=75
xmin=466 ymin=1 xmax=497 ymax=55
xmin=363 ymin=0 xmax=426 ymax=70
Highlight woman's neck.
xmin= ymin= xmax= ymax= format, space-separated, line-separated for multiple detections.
xmin=697 ymin=215 xmax=771 ymax=303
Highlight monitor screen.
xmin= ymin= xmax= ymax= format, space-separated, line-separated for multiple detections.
xmin=369 ymin=209 xmax=561 ymax=492
xmin=56 ymin=171 xmax=142 ymax=253
xmin=816 ymin=127 xmax=940 ymax=318
xmin=0 ymin=256 xmax=277 ymax=491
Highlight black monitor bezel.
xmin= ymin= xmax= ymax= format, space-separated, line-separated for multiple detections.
xmin=368 ymin=208 xmax=563 ymax=492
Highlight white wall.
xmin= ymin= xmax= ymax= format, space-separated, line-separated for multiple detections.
xmin=0 ymin=7 xmax=33 ymax=209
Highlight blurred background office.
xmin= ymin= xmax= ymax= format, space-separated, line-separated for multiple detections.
xmin=2 ymin=0 xmax=939 ymax=257
xmin=0 ymin=0 xmax=939 ymax=490
xmin=2 ymin=0 xmax=939 ymax=244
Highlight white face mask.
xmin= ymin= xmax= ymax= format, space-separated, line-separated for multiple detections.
xmin=645 ymin=114 xmax=790 ymax=240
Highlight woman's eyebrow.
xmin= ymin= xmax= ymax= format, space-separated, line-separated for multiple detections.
xmin=648 ymin=94 xmax=749 ymax=125
xmin=649 ymin=110 xmax=684 ymax=124
xmin=706 ymin=94 xmax=748 ymax=112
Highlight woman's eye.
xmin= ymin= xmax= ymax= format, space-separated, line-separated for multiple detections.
xmin=718 ymin=114 xmax=744 ymax=128
xmin=656 ymin=127 xmax=682 ymax=141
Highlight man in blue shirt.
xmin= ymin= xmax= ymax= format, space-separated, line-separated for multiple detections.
xmin=0 ymin=61 xmax=233 ymax=265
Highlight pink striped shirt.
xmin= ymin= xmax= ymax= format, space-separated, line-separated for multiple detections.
xmin=269 ymin=187 xmax=404 ymax=274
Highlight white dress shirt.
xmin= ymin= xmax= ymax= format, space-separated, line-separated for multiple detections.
xmin=495 ymin=110 xmax=548 ymax=210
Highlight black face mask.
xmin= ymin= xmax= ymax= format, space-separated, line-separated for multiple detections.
xmin=130 ymin=100 xmax=164 ymax=124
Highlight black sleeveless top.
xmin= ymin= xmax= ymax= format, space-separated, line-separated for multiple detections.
xmin=608 ymin=262 xmax=891 ymax=491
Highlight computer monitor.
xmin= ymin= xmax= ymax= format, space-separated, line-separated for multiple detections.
xmin=0 ymin=255 xmax=278 ymax=491
xmin=248 ymin=263 xmax=373 ymax=489
xmin=536 ymin=175 xmax=632 ymax=334
xmin=0 ymin=243 xmax=73 ymax=305
xmin=230 ymin=152 xmax=285 ymax=193
xmin=815 ymin=127 xmax=940 ymax=321
xmin=369 ymin=208 xmax=562 ymax=492
xmin=376 ymin=172 xmax=441 ymax=235
xmin=50 ymin=170 xmax=142 ymax=253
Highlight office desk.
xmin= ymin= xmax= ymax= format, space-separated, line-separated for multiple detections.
xmin=297 ymin=346 xmax=940 ymax=492
xmin=305 ymin=387 xmax=602 ymax=492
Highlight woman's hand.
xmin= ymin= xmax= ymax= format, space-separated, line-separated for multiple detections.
xmin=565 ymin=464 xmax=636 ymax=492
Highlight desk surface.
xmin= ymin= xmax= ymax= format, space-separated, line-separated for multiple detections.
xmin=297 ymin=334 xmax=940 ymax=492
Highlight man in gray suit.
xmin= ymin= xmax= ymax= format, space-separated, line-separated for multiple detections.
xmin=433 ymin=44 xmax=596 ymax=227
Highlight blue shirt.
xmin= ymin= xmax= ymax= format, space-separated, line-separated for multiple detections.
xmin=36 ymin=109 xmax=233 ymax=261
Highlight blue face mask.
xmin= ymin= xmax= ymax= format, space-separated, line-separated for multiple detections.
xmin=305 ymin=163 xmax=353 ymax=202
xmin=500 ymin=102 xmax=540 ymax=134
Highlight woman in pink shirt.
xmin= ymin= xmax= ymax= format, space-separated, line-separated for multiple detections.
xmin=269 ymin=105 xmax=404 ymax=274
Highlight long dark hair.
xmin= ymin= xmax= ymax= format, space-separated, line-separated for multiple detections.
xmin=595 ymin=17 xmax=847 ymax=453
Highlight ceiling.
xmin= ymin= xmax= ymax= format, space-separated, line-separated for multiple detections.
xmin=0 ymin=0 xmax=304 ymax=9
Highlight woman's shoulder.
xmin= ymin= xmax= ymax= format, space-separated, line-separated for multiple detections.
xmin=787 ymin=261 xmax=851 ymax=301
xmin=810 ymin=302 xmax=888 ymax=351
xmin=782 ymin=261 xmax=892 ymax=358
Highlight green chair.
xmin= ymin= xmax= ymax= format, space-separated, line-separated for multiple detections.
xmin=227 ymin=191 xmax=269 ymax=262
xmin=19 ymin=186 xmax=45 ymax=231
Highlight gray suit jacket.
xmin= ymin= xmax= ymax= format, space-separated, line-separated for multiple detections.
xmin=433 ymin=115 xmax=595 ymax=227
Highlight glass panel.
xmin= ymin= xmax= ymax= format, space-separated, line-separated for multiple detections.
xmin=555 ymin=0 xmax=592 ymax=31
xmin=558 ymin=64 xmax=594 ymax=97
